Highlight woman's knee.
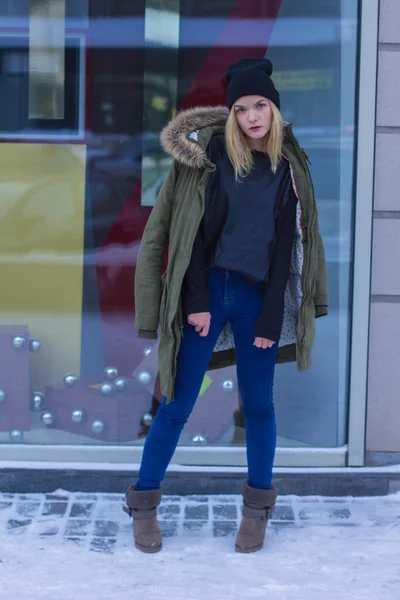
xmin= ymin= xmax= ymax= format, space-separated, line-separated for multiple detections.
xmin=241 ymin=397 xmax=275 ymax=421
xmin=157 ymin=403 xmax=191 ymax=428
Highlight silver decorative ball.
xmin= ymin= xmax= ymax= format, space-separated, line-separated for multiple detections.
xmin=72 ymin=409 xmax=84 ymax=423
xmin=42 ymin=412 xmax=54 ymax=426
xmin=114 ymin=377 xmax=128 ymax=392
xmin=92 ymin=419 xmax=105 ymax=434
xmin=10 ymin=429 xmax=23 ymax=443
xmin=222 ymin=379 xmax=235 ymax=392
xmin=191 ymin=434 xmax=207 ymax=445
xmin=0 ymin=389 xmax=6 ymax=403
xmin=137 ymin=370 xmax=152 ymax=385
xmin=143 ymin=347 xmax=152 ymax=357
xmin=100 ymin=382 xmax=115 ymax=396
xmin=142 ymin=412 xmax=153 ymax=427
xmin=12 ymin=335 xmax=26 ymax=349
xmin=31 ymin=392 xmax=45 ymax=411
xmin=64 ymin=373 xmax=78 ymax=388
xmin=104 ymin=366 xmax=118 ymax=380
xmin=29 ymin=339 xmax=42 ymax=352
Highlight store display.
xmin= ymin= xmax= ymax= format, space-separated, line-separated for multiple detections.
xmin=132 ymin=342 xmax=238 ymax=443
xmin=63 ymin=374 xmax=78 ymax=388
xmin=0 ymin=325 xmax=30 ymax=433
xmin=9 ymin=429 xmax=23 ymax=443
xmin=115 ymin=377 xmax=128 ymax=392
xmin=31 ymin=392 xmax=45 ymax=411
xmin=29 ymin=339 xmax=42 ymax=352
xmin=99 ymin=382 xmax=115 ymax=396
xmin=104 ymin=366 xmax=118 ymax=380
xmin=45 ymin=377 xmax=153 ymax=442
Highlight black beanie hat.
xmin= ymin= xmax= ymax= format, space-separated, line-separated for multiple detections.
xmin=224 ymin=57 xmax=280 ymax=110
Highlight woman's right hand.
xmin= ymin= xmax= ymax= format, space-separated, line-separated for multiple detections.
xmin=187 ymin=312 xmax=211 ymax=337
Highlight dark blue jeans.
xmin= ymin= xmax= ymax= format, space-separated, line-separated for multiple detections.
xmin=136 ymin=268 xmax=278 ymax=491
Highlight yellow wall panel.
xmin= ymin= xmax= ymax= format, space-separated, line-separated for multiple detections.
xmin=0 ymin=143 xmax=87 ymax=392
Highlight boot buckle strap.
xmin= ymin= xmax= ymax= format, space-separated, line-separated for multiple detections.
xmin=122 ymin=505 xmax=157 ymax=519
xmin=242 ymin=504 xmax=270 ymax=519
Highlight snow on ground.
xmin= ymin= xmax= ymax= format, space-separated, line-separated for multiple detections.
xmin=1 ymin=491 xmax=400 ymax=600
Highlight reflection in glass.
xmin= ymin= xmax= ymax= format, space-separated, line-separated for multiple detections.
xmin=0 ymin=0 xmax=359 ymax=457
xmin=141 ymin=0 xmax=180 ymax=206
xmin=29 ymin=0 xmax=66 ymax=119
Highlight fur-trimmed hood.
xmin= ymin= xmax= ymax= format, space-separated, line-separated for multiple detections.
xmin=160 ymin=106 xmax=229 ymax=169
xmin=160 ymin=105 xmax=293 ymax=170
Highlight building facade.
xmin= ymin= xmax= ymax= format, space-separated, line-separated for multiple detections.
xmin=0 ymin=0 xmax=395 ymax=475
xmin=366 ymin=0 xmax=400 ymax=464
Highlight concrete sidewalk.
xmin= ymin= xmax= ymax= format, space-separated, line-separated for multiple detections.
xmin=1 ymin=491 xmax=400 ymax=600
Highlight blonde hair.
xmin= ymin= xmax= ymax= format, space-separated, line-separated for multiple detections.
xmin=225 ymin=100 xmax=283 ymax=180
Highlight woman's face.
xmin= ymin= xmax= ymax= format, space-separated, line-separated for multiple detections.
xmin=234 ymin=95 xmax=272 ymax=141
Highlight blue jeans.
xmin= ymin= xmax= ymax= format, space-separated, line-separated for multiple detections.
xmin=136 ymin=268 xmax=278 ymax=491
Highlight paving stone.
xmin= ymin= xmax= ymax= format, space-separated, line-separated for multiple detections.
xmin=45 ymin=494 xmax=69 ymax=501
xmin=212 ymin=504 xmax=238 ymax=521
xmin=213 ymin=521 xmax=237 ymax=537
xmin=90 ymin=537 xmax=116 ymax=554
xmin=297 ymin=507 xmax=324 ymax=521
xmin=159 ymin=504 xmax=180 ymax=519
xmin=329 ymin=508 xmax=352 ymax=520
xmin=64 ymin=537 xmax=87 ymax=547
xmin=75 ymin=494 xmax=97 ymax=501
xmin=41 ymin=502 xmax=68 ymax=517
xmin=185 ymin=495 xmax=208 ymax=503
xmin=7 ymin=519 xmax=31 ymax=530
xmin=39 ymin=524 xmax=59 ymax=537
xmin=162 ymin=496 xmax=182 ymax=503
xmin=271 ymin=505 xmax=295 ymax=521
xmin=6 ymin=527 xmax=29 ymax=536
xmin=159 ymin=521 xmax=178 ymax=538
xmin=211 ymin=496 xmax=237 ymax=503
xmin=269 ymin=522 xmax=296 ymax=535
xmin=64 ymin=519 xmax=90 ymax=537
xmin=69 ymin=503 xmax=94 ymax=518
xmin=183 ymin=520 xmax=209 ymax=532
xmin=101 ymin=495 xmax=123 ymax=502
xmin=15 ymin=502 xmax=40 ymax=519
xmin=17 ymin=495 xmax=38 ymax=501
xmin=96 ymin=503 xmax=124 ymax=521
xmin=93 ymin=520 xmax=119 ymax=537
xmin=298 ymin=509 xmax=310 ymax=520
xmin=270 ymin=521 xmax=296 ymax=529
xmin=184 ymin=504 xmax=209 ymax=520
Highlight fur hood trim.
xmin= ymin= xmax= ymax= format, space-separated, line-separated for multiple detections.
xmin=160 ymin=105 xmax=229 ymax=169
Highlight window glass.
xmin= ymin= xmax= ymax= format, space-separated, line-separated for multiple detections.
xmin=0 ymin=0 xmax=358 ymax=452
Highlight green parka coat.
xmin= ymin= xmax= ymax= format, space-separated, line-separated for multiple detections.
xmin=134 ymin=106 xmax=328 ymax=402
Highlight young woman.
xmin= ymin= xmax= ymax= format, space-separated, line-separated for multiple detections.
xmin=123 ymin=58 xmax=328 ymax=554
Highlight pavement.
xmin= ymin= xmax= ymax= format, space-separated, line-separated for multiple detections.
xmin=1 ymin=490 xmax=400 ymax=600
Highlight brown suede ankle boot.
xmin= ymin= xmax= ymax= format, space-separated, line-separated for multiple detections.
xmin=235 ymin=481 xmax=277 ymax=553
xmin=123 ymin=485 xmax=162 ymax=553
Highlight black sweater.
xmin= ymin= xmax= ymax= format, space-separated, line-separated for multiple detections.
xmin=182 ymin=135 xmax=297 ymax=342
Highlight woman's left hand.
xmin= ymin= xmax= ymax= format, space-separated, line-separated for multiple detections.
xmin=253 ymin=337 xmax=275 ymax=349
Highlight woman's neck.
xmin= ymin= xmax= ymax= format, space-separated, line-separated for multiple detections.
xmin=247 ymin=135 xmax=268 ymax=153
